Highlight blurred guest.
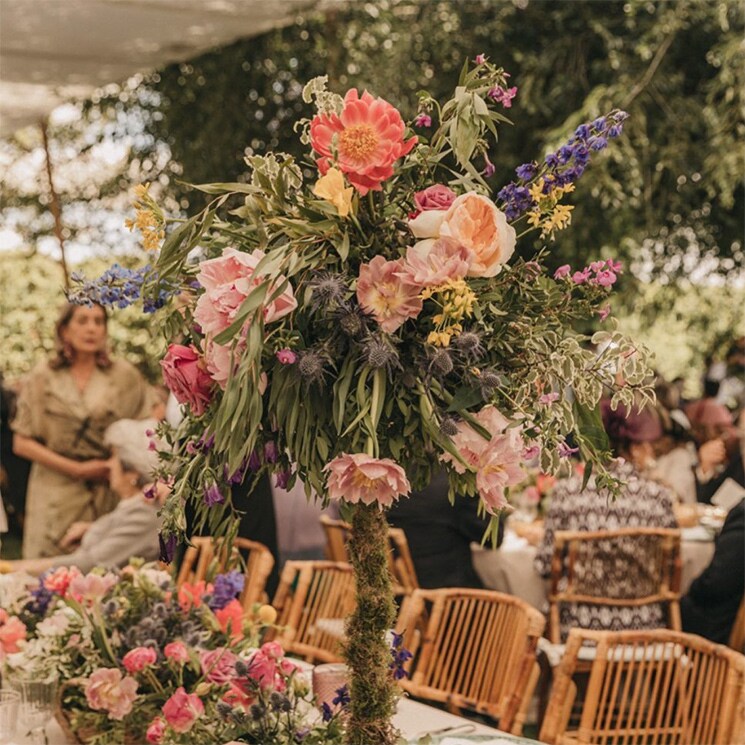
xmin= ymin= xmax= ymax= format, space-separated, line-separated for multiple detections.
xmin=0 ymin=375 xmax=30 ymax=539
xmin=685 ymin=378 xmax=735 ymax=447
xmin=535 ymin=401 xmax=677 ymax=640
xmin=696 ymin=408 xmax=745 ymax=504
xmin=681 ymin=499 xmax=744 ymax=644
xmin=11 ymin=303 xmax=155 ymax=559
xmin=272 ymin=478 xmax=327 ymax=564
xmin=1 ymin=418 xmax=162 ymax=575
xmin=387 ymin=470 xmax=493 ymax=589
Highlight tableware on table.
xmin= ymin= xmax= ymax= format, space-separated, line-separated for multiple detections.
xmin=0 ymin=689 xmax=20 ymax=744
xmin=16 ymin=678 xmax=57 ymax=745
xmin=312 ymin=662 xmax=349 ymax=711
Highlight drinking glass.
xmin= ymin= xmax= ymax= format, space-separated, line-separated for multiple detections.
xmin=17 ymin=678 xmax=57 ymax=745
xmin=0 ymin=689 xmax=20 ymax=744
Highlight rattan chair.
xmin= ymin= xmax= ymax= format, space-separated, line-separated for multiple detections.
xmin=539 ymin=628 xmax=745 ymax=745
xmin=176 ymin=536 xmax=275 ymax=610
xmin=728 ymin=596 xmax=745 ymax=652
xmin=320 ymin=515 xmax=419 ymax=595
xmin=269 ymin=560 xmax=356 ymax=663
xmin=548 ymin=528 xmax=682 ymax=643
xmin=395 ymin=587 xmax=546 ymax=735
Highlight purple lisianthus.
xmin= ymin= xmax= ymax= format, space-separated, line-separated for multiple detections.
xmin=263 ymin=441 xmax=279 ymax=464
xmin=203 ymin=483 xmax=225 ymax=506
xmin=274 ymin=469 xmax=292 ymax=490
xmin=209 ymin=570 xmax=245 ymax=611
xmin=159 ymin=532 xmax=177 ymax=564
xmin=482 ymin=156 xmax=496 ymax=178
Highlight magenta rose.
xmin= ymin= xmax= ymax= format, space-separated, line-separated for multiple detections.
xmin=160 ymin=344 xmax=213 ymax=416
xmin=414 ymin=184 xmax=457 ymax=212
xmin=164 ymin=641 xmax=190 ymax=664
xmin=122 ymin=646 xmax=158 ymax=674
xmin=162 ymin=687 xmax=204 ymax=733
xmin=199 ymin=648 xmax=238 ymax=685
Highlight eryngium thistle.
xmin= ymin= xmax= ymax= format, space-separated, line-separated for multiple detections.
xmin=430 ymin=349 xmax=454 ymax=376
xmin=478 ymin=370 xmax=501 ymax=395
xmin=361 ymin=336 xmax=400 ymax=371
xmin=451 ymin=331 xmax=484 ymax=360
xmin=337 ymin=307 xmax=365 ymax=336
xmin=297 ymin=350 xmax=326 ymax=383
xmin=306 ymin=271 xmax=348 ymax=312
xmin=439 ymin=416 xmax=459 ymax=437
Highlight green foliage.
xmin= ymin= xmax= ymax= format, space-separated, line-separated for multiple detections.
xmin=0 ymin=252 xmax=163 ymax=383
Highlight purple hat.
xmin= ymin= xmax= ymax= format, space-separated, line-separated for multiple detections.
xmin=601 ymin=400 xmax=663 ymax=443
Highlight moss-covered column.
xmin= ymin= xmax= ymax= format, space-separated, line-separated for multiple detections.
xmin=344 ymin=502 xmax=397 ymax=745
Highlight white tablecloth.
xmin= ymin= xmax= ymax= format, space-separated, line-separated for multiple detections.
xmin=472 ymin=529 xmax=716 ymax=610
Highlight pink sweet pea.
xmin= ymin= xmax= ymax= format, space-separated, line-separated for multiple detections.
xmin=160 ymin=344 xmax=214 ymax=416
xmin=122 ymin=646 xmax=158 ymax=674
xmin=162 ymin=687 xmax=204 ymax=733
xmin=324 ymin=453 xmax=411 ymax=508
xmin=200 ymin=648 xmax=238 ymax=684
xmin=553 ymin=265 xmax=571 ymax=280
xmin=356 ymin=256 xmax=423 ymax=333
xmin=84 ymin=668 xmax=138 ymax=721
xmin=68 ymin=572 xmax=117 ymax=606
xmin=146 ymin=717 xmax=166 ymax=744
xmin=194 ymin=247 xmax=297 ymax=337
xmin=0 ymin=609 xmax=26 ymax=660
xmin=164 ymin=641 xmax=190 ymax=664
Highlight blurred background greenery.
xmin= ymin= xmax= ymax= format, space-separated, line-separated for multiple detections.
xmin=1 ymin=0 xmax=743 ymax=387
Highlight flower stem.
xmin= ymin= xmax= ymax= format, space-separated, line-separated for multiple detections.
xmin=344 ymin=503 xmax=397 ymax=745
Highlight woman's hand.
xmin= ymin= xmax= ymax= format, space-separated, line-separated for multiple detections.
xmin=59 ymin=521 xmax=92 ymax=549
xmin=75 ymin=459 xmax=111 ymax=482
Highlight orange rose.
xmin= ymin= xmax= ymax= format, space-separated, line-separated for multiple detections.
xmin=440 ymin=192 xmax=515 ymax=277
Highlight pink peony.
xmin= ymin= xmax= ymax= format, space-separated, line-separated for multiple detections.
xmin=414 ymin=185 xmax=457 ymax=213
xmin=200 ymin=648 xmax=238 ymax=684
xmin=122 ymin=646 xmax=158 ymax=674
xmin=439 ymin=192 xmax=515 ymax=277
xmin=164 ymin=642 xmax=190 ymax=664
xmin=324 ymin=453 xmax=411 ymax=508
xmin=146 ymin=717 xmax=166 ymax=744
xmin=162 ymin=687 xmax=204 ymax=733
xmin=310 ymin=89 xmax=417 ymax=195
xmin=84 ymin=668 xmax=138 ymax=721
xmin=194 ymin=247 xmax=297 ymax=337
xmin=0 ymin=609 xmax=26 ymax=659
xmin=160 ymin=344 xmax=213 ymax=416
xmin=215 ymin=599 xmax=244 ymax=642
xmin=403 ymin=237 xmax=472 ymax=287
xmin=69 ymin=572 xmax=117 ymax=605
xmin=356 ymin=256 xmax=423 ymax=333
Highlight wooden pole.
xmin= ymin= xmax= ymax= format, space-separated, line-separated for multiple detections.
xmin=40 ymin=119 xmax=70 ymax=289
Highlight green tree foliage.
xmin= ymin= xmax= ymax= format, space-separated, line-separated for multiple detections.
xmin=125 ymin=0 xmax=742 ymax=278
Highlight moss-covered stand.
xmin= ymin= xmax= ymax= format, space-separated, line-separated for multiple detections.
xmin=344 ymin=502 xmax=398 ymax=745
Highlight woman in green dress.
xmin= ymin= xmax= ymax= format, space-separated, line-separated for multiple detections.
xmin=11 ymin=302 xmax=155 ymax=558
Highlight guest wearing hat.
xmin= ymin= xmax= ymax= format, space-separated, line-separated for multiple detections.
xmin=0 ymin=418 xmax=162 ymax=575
xmin=534 ymin=400 xmax=677 ymax=641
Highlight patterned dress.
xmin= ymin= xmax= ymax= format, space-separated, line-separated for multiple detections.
xmin=11 ymin=359 xmax=154 ymax=558
xmin=534 ymin=460 xmax=678 ymax=641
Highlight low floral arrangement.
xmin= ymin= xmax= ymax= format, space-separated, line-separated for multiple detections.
xmin=1 ymin=563 xmax=342 ymax=745
xmin=71 ymin=56 xmax=653 ymax=744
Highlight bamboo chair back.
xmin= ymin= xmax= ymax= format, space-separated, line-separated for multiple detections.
xmin=549 ymin=528 xmax=682 ymax=643
xmin=270 ymin=560 xmax=356 ymax=663
xmin=539 ymin=628 xmax=745 ymax=745
xmin=176 ymin=536 xmax=275 ymax=610
xmin=395 ymin=588 xmax=545 ymax=735
xmin=320 ymin=515 xmax=419 ymax=595
xmin=728 ymin=596 xmax=745 ymax=652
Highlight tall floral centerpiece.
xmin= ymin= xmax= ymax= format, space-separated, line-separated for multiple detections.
xmin=71 ymin=58 xmax=652 ymax=744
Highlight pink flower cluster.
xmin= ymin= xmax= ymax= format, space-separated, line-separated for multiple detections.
xmin=43 ymin=567 xmax=81 ymax=598
xmin=554 ymin=258 xmax=622 ymax=287
xmin=440 ymin=405 xmax=527 ymax=514
xmin=356 ymin=186 xmax=516 ymax=333
xmin=0 ymin=609 xmax=26 ymax=660
xmin=84 ymin=668 xmax=139 ymax=720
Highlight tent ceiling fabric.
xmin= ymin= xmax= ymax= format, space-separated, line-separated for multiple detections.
xmin=0 ymin=0 xmax=319 ymax=136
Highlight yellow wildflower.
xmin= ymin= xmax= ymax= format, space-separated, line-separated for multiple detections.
xmin=312 ymin=167 xmax=354 ymax=218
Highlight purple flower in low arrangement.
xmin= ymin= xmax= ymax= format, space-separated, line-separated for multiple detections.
xmin=515 ymin=162 xmax=537 ymax=180
xmin=488 ymin=85 xmax=518 ymax=108
xmin=203 ymin=483 xmax=225 ymax=506
xmin=209 ymin=570 xmax=245 ymax=611
xmin=413 ymin=113 xmax=432 ymax=128
xmin=558 ymin=441 xmax=580 ymax=459
xmin=321 ymin=702 xmax=333 ymax=723
xmin=389 ymin=631 xmax=413 ymax=680
xmin=27 ymin=574 xmax=54 ymax=615
xmin=332 ymin=685 xmax=351 ymax=707
xmin=159 ymin=532 xmax=177 ymax=564
xmin=143 ymin=482 xmax=159 ymax=500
